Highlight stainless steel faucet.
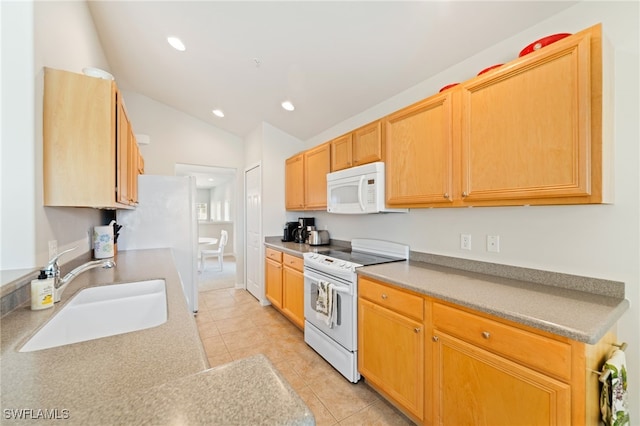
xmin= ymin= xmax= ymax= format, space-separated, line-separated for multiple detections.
xmin=44 ymin=247 xmax=116 ymax=303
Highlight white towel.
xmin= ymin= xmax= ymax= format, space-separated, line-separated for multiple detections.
xmin=316 ymin=281 xmax=329 ymax=314
xmin=600 ymin=349 xmax=630 ymax=426
xmin=315 ymin=281 xmax=337 ymax=328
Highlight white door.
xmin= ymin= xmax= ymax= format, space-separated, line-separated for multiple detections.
xmin=245 ymin=165 xmax=262 ymax=301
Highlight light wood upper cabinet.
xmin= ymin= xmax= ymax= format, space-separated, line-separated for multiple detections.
xmin=285 ymin=153 xmax=305 ymax=210
xmin=43 ymin=67 xmax=143 ymax=209
xmin=385 ymin=93 xmax=454 ymax=206
xmin=303 ymin=143 xmax=330 ymax=210
xmin=330 ymin=134 xmax=353 ymax=171
xmin=383 ymin=23 xmax=606 ymax=208
xmin=353 ymin=120 xmax=383 ymax=167
xmin=331 ymin=120 xmax=383 ymax=172
xmin=459 ymin=25 xmax=602 ymax=206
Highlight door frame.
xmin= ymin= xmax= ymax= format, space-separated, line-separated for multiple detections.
xmin=244 ymin=162 xmax=266 ymax=304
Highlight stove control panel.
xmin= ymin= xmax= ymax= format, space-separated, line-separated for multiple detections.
xmin=304 ymin=253 xmax=360 ymax=272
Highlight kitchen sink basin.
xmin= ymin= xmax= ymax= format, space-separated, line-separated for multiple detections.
xmin=20 ymin=279 xmax=167 ymax=352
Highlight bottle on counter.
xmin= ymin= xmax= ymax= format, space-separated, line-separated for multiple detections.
xmin=31 ymin=270 xmax=54 ymax=310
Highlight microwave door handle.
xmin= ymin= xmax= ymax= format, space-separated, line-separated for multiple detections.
xmin=358 ymin=175 xmax=366 ymax=211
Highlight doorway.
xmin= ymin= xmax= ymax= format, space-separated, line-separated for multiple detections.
xmin=175 ymin=163 xmax=237 ymax=291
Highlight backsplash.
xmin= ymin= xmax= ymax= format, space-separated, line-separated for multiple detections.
xmin=0 ymin=252 xmax=94 ymax=317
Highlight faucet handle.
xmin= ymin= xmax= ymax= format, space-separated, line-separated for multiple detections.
xmin=44 ymin=247 xmax=77 ymax=277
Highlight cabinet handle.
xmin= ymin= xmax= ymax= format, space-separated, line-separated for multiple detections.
xmin=482 ymin=331 xmax=491 ymax=339
xmin=443 ymin=193 xmax=449 ymax=199
xmin=432 ymin=336 xmax=439 ymax=342
xmin=381 ymin=294 xmax=388 ymax=300
xmin=414 ymin=328 xmax=421 ymax=333
xmin=462 ymin=191 xmax=469 ymax=198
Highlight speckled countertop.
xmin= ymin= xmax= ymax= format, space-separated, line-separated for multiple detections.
xmin=0 ymin=249 xmax=313 ymax=425
xmin=264 ymin=237 xmax=628 ymax=345
xmin=358 ymin=260 xmax=628 ymax=344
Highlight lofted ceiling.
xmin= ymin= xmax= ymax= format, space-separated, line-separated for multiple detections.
xmin=87 ymin=1 xmax=577 ymax=141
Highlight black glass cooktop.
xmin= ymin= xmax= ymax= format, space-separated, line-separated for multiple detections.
xmin=317 ymin=249 xmax=405 ymax=267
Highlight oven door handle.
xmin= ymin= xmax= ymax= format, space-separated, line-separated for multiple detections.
xmin=304 ymin=274 xmax=351 ymax=294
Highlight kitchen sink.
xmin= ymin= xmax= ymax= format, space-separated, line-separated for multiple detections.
xmin=20 ymin=279 xmax=167 ymax=352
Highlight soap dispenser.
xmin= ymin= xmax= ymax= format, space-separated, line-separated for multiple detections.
xmin=30 ymin=270 xmax=54 ymax=310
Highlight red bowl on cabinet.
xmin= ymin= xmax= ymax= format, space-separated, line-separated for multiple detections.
xmin=439 ymin=83 xmax=459 ymax=93
xmin=519 ymin=33 xmax=572 ymax=57
xmin=477 ymin=64 xmax=503 ymax=76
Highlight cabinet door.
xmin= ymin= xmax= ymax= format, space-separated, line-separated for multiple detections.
xmin=264 ymin=258 xmax=282 ymax=309
xmin=129 ymin=134 xmax=140 ymax=205
xmin=385 ymin=93 xmax=454 ymax=206
xmin=358 ymin=297 xmax=424 ymax=421
xmin=116 ymin=96 xmax=130 ymax=205
xmin=460 ymin=31 xmax=593 ymax=203
xmin=353 ymin=120 xmax=383 ymax=166
xmin=282 ymin=266 xmax=304 ymax=329
xmin=304 ymin=143 xmax=330 ymax=209
xmin=285 ymin=154 xmax=305 ymax=210
xmin=432 ymin=331 xmax=571 ymax=426
xmin=43 ymin=67 xmax=117 ymax=207
xmin=330 ymin=134 xmax=353 ymax=171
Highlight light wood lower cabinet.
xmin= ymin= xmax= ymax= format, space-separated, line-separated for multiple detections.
xmin=433 ymin=331 xmax=571 ymax=425
xmin=357 ymin=276 xmax=616 ymax=426
xmin=358 ymin=277 xmax=424 ymax=423
xmin=264 ymin=248 xmax=304 ymax=329
xmin=281 ymin=254 xmax=304 ymax=329
xmin=264 ymin=249 xmax=283 ymax=309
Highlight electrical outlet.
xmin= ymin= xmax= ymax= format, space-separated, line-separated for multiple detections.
xmin=487 ymin=235 xmax=500 ymax=253
xmin=460 ymin=234 xmax=471 ymax=250
xmin=48 ymin=240 xmax=58 ymax=259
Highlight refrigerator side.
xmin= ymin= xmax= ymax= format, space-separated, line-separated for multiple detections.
xmin=116 ymin=175 xmax=198 ymax=312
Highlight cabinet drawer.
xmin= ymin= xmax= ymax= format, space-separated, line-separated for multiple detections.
xmin=359 ymin=277 xmax=423 ymax=321
xmin=283 ymin=253 xmax=303 ymax=272
xmin=265 ymin=248 xmax=282 ymax=263
xmin=432 ymin=303 xmax=571 ymax=381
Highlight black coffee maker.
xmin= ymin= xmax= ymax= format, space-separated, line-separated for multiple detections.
xmin=282 ymin=222 xmax=299 ymax=242
xmin=294 ymin=217 xmax=315 ymax=243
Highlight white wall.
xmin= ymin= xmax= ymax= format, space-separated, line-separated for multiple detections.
xmin=120 ymin=90 xmax=245 ymax=282
xmin=261 ymin=122 xmax=304 ymax=237
xmin=303 ymin=2 xmax=640 ymax=419
xmin=1 ymin=0 xmax=35 ymax=270
xmin=2 ymin=0 xmax=113 ymax=274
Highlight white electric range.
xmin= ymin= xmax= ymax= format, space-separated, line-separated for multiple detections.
xmin=303 ymin=239 xmax=409 ymax=382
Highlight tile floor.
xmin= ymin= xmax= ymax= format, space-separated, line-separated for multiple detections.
xmin=195 ymin=287 xmax=416 ymax=426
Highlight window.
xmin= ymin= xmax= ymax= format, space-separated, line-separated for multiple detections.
xmin=196 ymin=203 xmax=208 ymax=221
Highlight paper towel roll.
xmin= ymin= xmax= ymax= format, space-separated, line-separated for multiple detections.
xmin=93 ymin=225 xmax=114 ymax=259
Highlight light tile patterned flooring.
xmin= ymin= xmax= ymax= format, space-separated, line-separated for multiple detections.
xmin=196 ymin=288 xmax=415 ymax=426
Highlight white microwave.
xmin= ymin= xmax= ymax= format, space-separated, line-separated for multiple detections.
xmin=326 ymin=162 xmax=407 ymax=214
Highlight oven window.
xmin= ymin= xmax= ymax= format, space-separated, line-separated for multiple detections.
xmin=309 ymin=282 xmax=341 ymax=326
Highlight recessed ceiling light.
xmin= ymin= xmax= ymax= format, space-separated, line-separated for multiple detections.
xmin=167 ymin=36 xmax=186 ymax=51
xmin=212 ymin=109 xmax=225 ymax=118
xmin=281 ymin=101 xmax=295 ymax=111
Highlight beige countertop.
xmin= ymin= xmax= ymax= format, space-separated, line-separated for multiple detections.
xmin=264 ymin=237 xmax=628 ymax=345
xmin=358 ymin=260 xmax=628 ymax=345
xmin=0 ymin=249 xmax=313 ymax=425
